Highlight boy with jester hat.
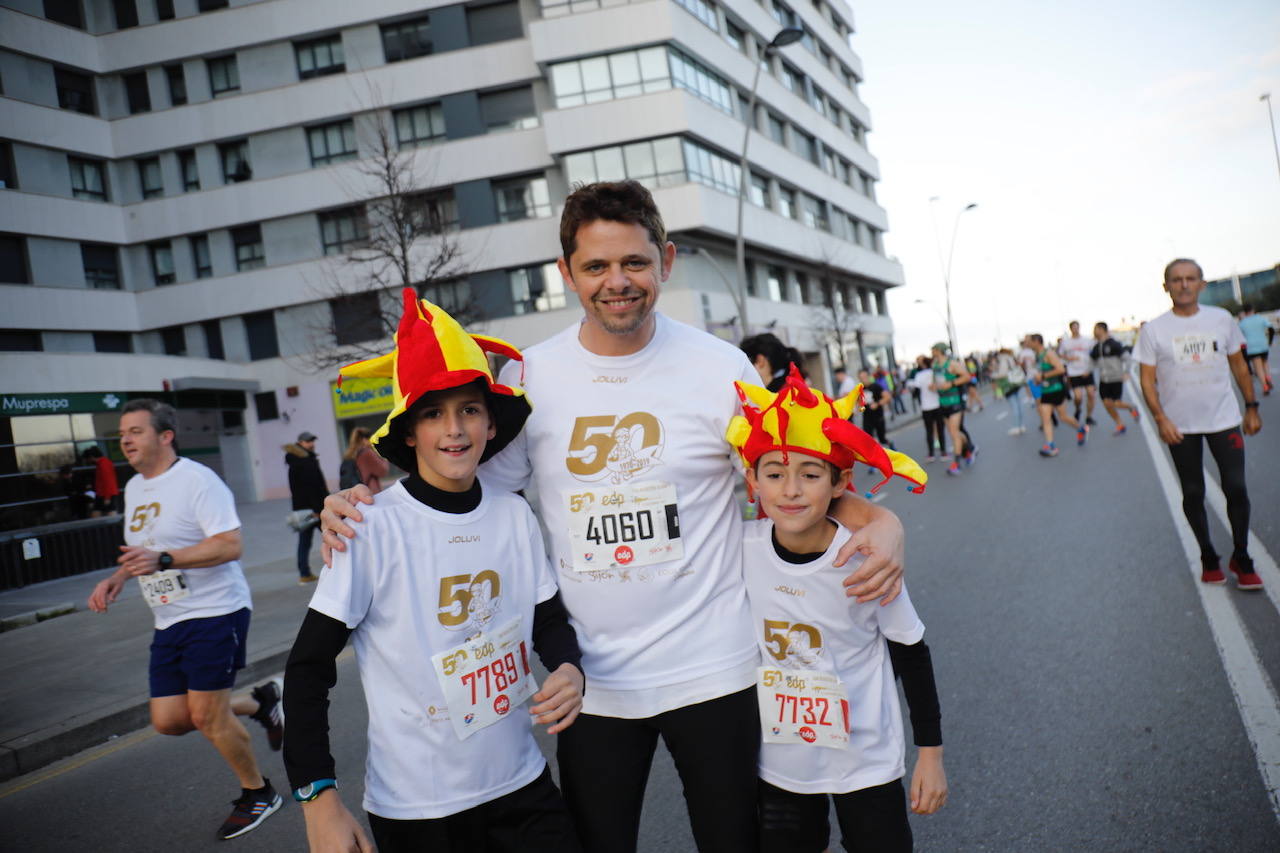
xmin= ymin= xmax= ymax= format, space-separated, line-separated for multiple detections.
xmin=726 ymin=366 xmax=946 ymax=853
xmin=282 ymin=289 xmax=584 ymax=853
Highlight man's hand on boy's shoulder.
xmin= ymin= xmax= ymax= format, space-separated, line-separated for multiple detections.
xmin=833 ymin=504 xmax=905 ymax=604
xmin=529 ymin=663 xmax=585 ymax=735
xmin=302 ymin=788 xmax=374 ymax=853
xmin=320 ymin=485 xmax=376 ymax=567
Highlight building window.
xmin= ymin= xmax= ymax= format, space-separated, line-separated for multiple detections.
xmin=810 ymin=87 xmax=827 ymax=118
xmin=508 ymin=262 xmax=565 ymax=315
xmin=550 ymin=47 xmax=670 ymax=109
xmin=0 ymin=329 xmax=42 ymax=351
xmin=219 ymin=140 xmax=251 ymax=183
xmin=1 ymin=234 xmax=30 ymax=284
xmin=93 ymin=332 xmax=132 ymax=353
xmin=55 ymin=68 xmax=96 ymax=115
xmin=795 ymin=272 xmax=810 ymax=304
xmin=243 ymin=310 xmax=278 ymax=360
xmin=780 ymin=62 xmax=802 ymax=95
xmin=137 ymin=157 xmax=162 ymax=199
xmin=772 ymin=0 xmax=799 ymax=29
xmin=381 ymin=16 xmax=431 ymax=63
xmin=0 ymin=142 xmax=17 ymax=190
xmin=418 ymin=279 xmax=471 ymax=314
xmin=409 ymin=189 xmax=459 ymax=234
xmin=778 ymin=186 xmax=796 ymax=219
xmin=330 ymin=292 xmax=383 ymax=345
xmin=156 ymin=0 xmax=174 ymax=20
xmin=766 ymin=113 xmax=786 ymax=146
xmin=493 ymin=175 xmax=551 ymax=222
xmin=231 ymin=224 xmax=265 ymax=271
xmin=198 ymin=0 xmax=228 ymax=9
xmin=160 ymin=325 xmax=186 ymax=355
xmin=80 ymin=243 xmax=119 ymax=289
xmin=800 ymin=194 xmax=829 ymax=231
xmin=681 ymin=139 xmax=740 ymax=195
xmin=178 ymin=149 xmax=199 ymax=191
xmin=669 ymin=47 xmax=735 ymax=115
xmin=149 ymin=241 xmax=175 ymax=285
xmin=394 ymin=103 xmax=445 ymax=148
xmin=766 ymin=266 xmax=784 ymax=301
xmin=862 ymin=172 xmax=876 ymax=199
xmin=790 ymin=127 xmax=818 ymax=165
xmin=112 ymin=0 xmax=137 ymax=29
xmin=44 ymin=0 xmax=84 ymax=28
xmin=68 ymin=157 xmax=107 ymax=201
xmin=479 ymin=86 xmax=538 ymax=131
xmin=725 ymin=20 xmax=747 ymax=53
xmin=875 ymin=290 xmax=887 ymax=315
xmin=563 ymin=137 xmax=684 ymax=189
xmin=467 ymin=2 xmax=522 ymax=46
xmin=164 ymin=64 xmax=187 ymax=106
xmin=253 ymin=390 xmax=278 ymax=421
xmin=190 ymin=233 xmax=212 ymax=278
xmin=207 ymin=55 xmax=239 ymax=97
xmin=307 ymin=120 xmax=357 ymax=166
xmin=202 ymin=319 xmax=224 ymax=359
xmin=295 ymin=35 xmax=345 ymax=80
xmin=319 ymin=206 xmax=369 ymax=255
xmin=123 ymin=71 xmax=150 ymax=113
xmin=674 ymin=0 xmax=717 ymax=31
xmin=749 ymin=173 xmax=770 ymax=209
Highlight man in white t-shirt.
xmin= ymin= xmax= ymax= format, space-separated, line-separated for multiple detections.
xmin=1137 ymin=259 xmax=1263 ymax=590
xmin=1059 ymin=320 xmax=1097 ymax=425
xmin=87 ymin=399 xmax=285 ymax=841
xmin=322 ymin=181 xmax=907 ymax=852
xmin=834 ymin=366 xmax=858 ymax=401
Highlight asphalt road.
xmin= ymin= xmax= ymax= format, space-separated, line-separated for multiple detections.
xmin=2 ymin=381 xmax=1278 ymax=851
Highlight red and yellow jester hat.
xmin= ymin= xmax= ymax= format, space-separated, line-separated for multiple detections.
xmin=338 ymin=288 xmax=531 ymax=471
xmin=726 ymin=364 xmax=927 ymax=496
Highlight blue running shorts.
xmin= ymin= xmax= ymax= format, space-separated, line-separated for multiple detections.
xmin=149 ymin=607 xmax=250 ymax=697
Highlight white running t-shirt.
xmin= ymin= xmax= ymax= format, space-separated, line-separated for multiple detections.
xmin=742 ymin=519 xmax=924 ymax=794
xmin=308 ymin=483 xmax=558 ymax=819
xmin=1136 ymin=306 xmax=1246 ymax=434
xmin=909 ymin=369 xmax=940 ymax=411
xmin=1059 ymin=335 xmax=1094 ymax=378
xmin=123 ymin=457 xmax=250 ymax=630
xmin=483 ymin=313 xmax=761 ymax=717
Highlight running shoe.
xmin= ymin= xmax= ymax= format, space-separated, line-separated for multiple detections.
xmin=1130 ymin=408 xmax=1140 ymax=422
xmin=298 ymin=574 xmax=318 ymax=585
xmin=250 ymin=678 xmax=284 ymax=751
xmin=1076 ymin=426 xmax=1088 ymax=446
xmin=1085 ymin=417 xmax=1097 ymax=426
xmin=216 ymin=780 xmax=283 ymax=840
xmin=946 ymin=463 xmax=962 ymax=476
xmin=1008 ymin=427 xmax=1022 ymax=435
xmin=1229 ymin=556 xmax=1263 ymax=590
xmin=1039 ymin=443 xmax=1059 ymax=457
xmin=925 ymin=455 xmax=936 ymax=463
xmin=964 ymin=446 xmax=979 ymax=467
xmin=1200 ymin=557 xmax=1225 ymax=585
xmin=940 ymin=454 xmax=953 ymax=463
xmin=1114 ymin=424 xmax=1126 ymax=436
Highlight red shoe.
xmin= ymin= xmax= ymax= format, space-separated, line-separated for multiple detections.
xmin=1229 ymin=557 xmax=1263 ymax=590
xmin=1113 ymin=424 xmax=1126 ymax=436
xmin=1130 ymin=408 xmax=1140 ymax=422
xmin=1200 ymin=557 xmax=1225 ymax=585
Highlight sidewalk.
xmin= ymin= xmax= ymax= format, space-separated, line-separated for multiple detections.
xmin=0 ymin=496 xmax=321 ymax=783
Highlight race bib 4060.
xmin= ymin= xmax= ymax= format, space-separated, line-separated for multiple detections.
xmin=567 ymin=481 xmax=683 ymax=572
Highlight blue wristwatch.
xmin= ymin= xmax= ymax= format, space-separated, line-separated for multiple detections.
xmin=293 ymin=778 xmax=337 ymax=803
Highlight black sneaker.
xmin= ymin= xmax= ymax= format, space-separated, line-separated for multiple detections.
xmin=250 ymin=678 xmax=284 ymax=751
xmin=1085 ymin=417 xmax=1097 ymax=426
xmin=217 ymin=780 xmax=283 ymax=840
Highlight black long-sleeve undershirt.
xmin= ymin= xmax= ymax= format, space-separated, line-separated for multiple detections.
xmin=772 ymin=530 xmax=942 ymax=748
xmin=282 ymin=473 xmax=582 ymax=791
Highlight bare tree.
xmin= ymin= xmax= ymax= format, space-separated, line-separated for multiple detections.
xmin=301 ymin=104 xmax=476 ymax=371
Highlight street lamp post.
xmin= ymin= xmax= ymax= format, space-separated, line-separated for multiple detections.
xmin=1262 ymin=93 xmax=1280 ymax=182
xmin=928 ymin=198 xmax=978 ymax=354
xmin=735 ymin=26 xmax=804 ymax=337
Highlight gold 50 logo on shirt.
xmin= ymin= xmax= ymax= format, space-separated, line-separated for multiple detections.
xmin=436 ymin=571 xmax=502 ymax=635
xmin=564 ymin=413 xmax=683 ymax=573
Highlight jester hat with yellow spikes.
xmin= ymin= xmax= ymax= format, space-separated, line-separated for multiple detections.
xmin=338 ymin=288 xmax=530 ymax=472
xmin=726 ymin=364 xmax=927 ymax=497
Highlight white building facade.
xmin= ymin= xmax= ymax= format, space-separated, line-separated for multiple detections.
xmin=0 ymin=0 xmax=903 ymax=527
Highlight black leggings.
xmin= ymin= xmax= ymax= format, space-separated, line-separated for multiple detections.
xmin=1167 ymin=427 xmax=1251 ymax=561
xmin=759 ymin=778 xmax=912 ymax=853
xmin=556 ymin=687 xmax=760 ymax=853
xmin=864 ymin=410 xmax=888 ymax=445
xmin=366 ymin=766 xmax=580 ymax=853
xmin=921 ymin=409 xmax=947 ymax=456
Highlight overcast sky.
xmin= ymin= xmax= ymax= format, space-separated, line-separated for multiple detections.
xmin=849 ymin=0 xmax=1280 ymax=359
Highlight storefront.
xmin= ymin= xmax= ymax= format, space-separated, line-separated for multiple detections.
xmin=331 ymin=375 xmax=399 ymax=472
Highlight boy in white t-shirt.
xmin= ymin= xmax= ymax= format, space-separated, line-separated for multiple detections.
xmin=726 ymin=367 xmax=946 ymax=852
xmin=282 ymin=291 xmax=585 ymax=853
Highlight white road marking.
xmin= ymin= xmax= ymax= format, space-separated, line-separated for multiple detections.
xmin=1132 ymin=379 xmax=1280 ymax=821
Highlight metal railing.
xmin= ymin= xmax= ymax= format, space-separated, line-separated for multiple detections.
xmin=0 ymin=516 xmax=124 ymax=591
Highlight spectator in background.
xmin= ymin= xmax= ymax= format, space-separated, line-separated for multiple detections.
xmin=338 ymin=427 xmax=390 ymax=494
xmin=1238 ymin=304 xmax=1272 ymax=397
xmin=991 ymin=348 xmax=1027 ymax=435
xmin=284 ymin=431 xmax=327 ymax=584
xmin=834 ymin=365 xmax=858 ymax=400
xmin=84 ymin=446 xmax=121 ymax=516
xmin=742 ymin=333 xmax=804 ymax=391
xmin=858 ymin=368 xmax=894 ymax=447
xmin=909 ymin=355 xmax=947 ymax=462
xmin=61 ymin=463 xmax=92 ymax=520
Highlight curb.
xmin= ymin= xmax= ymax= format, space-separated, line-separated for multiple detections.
xmin=0 ymin=647 xmax=292 ymax=785
xmin=0 ymin=603 xmax=77 ymax=634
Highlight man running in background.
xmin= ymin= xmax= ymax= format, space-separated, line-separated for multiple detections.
xmin=1238 ymin=304 xmax=1272 ymax=397
xmin=1059 ymin=320 xmax=1097 ymax=425
xmin=1090 ymin=322 xmax=1141 ymax=435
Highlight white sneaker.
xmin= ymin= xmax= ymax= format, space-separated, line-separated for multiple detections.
xmin=1008 ymin=427 xmax=1021 ymax=435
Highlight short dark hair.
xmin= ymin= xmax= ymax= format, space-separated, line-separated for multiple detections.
xmin=1242 ymin=303 xmax=1254 ymax=313
xmin=1029 ymin=333 xmax=1044 ymax=345
xmin=741 ymin=333 xmax=801 ymax=376
xmin=1095 ymin=321 xmax=1108 ymax=332
xmin=1164 ymin=258 xmax=1204 ymax=282
xmin=122 ymin=398 xmax=178 ymax=437
xmin=559 ymin=181 xmax=667 ymax=264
